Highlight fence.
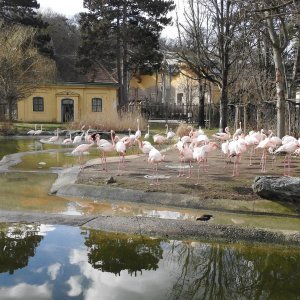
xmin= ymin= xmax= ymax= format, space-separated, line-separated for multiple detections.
xmin=123 ymin=100 xmax=300 ymax=136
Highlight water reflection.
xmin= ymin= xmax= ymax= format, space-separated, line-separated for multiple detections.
xmin=0 ymin=224 xmax=43 ymax=275
xmin=85 ymin=230 xmax=162 ymax=276
xmin=0 ymin=224 xmax=299 ymax=300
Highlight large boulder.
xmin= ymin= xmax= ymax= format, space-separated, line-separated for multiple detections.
xmin=252 ymin=176 xmax=300 ymax=202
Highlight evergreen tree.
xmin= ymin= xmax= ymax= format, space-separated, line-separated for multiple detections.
xmin=0 ymin=0 xmax=53 ymax=57
xmin=79 ymin=0 xmax=175 ymax=107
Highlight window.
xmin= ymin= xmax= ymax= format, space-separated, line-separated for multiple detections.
xmin=177 ymin=93 xmax=183 ymax=104
xmin=33 ymin=97 xmax=44 ymax=112
xmin=92 ymin=98 xmax=102 ymax=112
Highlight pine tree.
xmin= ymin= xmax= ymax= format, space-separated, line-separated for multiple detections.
xmin=0 ymin=0 xmax=53 ymax=57
xmin=78 ymin=0 xmax=175 ymax=107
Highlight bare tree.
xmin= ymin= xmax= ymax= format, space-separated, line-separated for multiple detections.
xmin=246 ymin=0 xmax=298 ymax=137
xmin=0 ymin=25 xmax=56 ymax=120
xmin=176 ymin=0 xmax=250 ymax=131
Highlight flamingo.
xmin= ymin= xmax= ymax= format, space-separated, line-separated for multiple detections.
xmin=63 ymin=133 xmax=73 ymax=145
xmin=255 ymin=131 xmax=277 ymax=173
xmin=153 ymin=134 xmax=167 ymax=148
xmin=178 ymin=142 xmax=194 ymax=178
xmin=136 ymin=138 xmax=154 ymax=155
xmin=34 ymin=124 xmax=43 ymax=135
xmin=245 ymin=132 xmax=260 ymax=166
xmin=128 ymin=128 xmax=136 ymax=146
xmin=48 ymin=128 xmax=60 ymax=143
xmin=221 ymin=140 xmax=230 ymax=167
xmin=111 ymin=130 xmax=130 ymax=175
xmin=73 ymin=130 xmax=85 ymax=144
xmin=228 ymin=137 xmax=248 ymax=176
xmin=274 ymin=140 xmax=299 ymax=176
xmin=165 ymin=124 xmax=176 ymax=140
xmin=212 ymin=127 xmax=231 ymax=142
xmin=134 ymin=118 xmax=142 ymax=140
xmin=27 ymin=124 xmax=37 ymax=135
xmin=193 ymin=142 xmax=219 ymax=179
xmin=148 ymin=147 xmax=165 ymax=185
xmin=144 ymin=124 xmax=150 ymax=139
xmin=71 ymin=139 xmax=95 ymax=169
xmin=96 ymin=134 xmax=114 ymax=171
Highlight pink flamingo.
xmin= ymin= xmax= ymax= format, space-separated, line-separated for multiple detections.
xmin=136 ymin=138 xmax=154 ymax=155
xmin=193 ymin=142 xmax=219 ymax=182
xmin=166 ymin=124 xmax=176 ymax=140
xmin=228 ymin=137 xmax=248 ymax=176
xmin=212 ymin=126 xmax=231 ymax=141
xmin=274 ymin=140 xmax=299 ymax=176
xmin=153 ymin=134 xmax=167 ymax=148
xmin=71 ymin=139 xmax=95 ymax=169
xmin=111 ymin=130 xmax=130 ymax=175
xmin=63 ymin=133 xmax=73 ymax=145
xmin=255 ymin=131 xmax=277 ymax=173
xmin=178 ymin=143 xmax=194 ymax=178
xmin=134 ymin=118 xmax=142 ymax=141
xmin=95 ymin=134 xmax=114 ymax=171
xmin=148 ymin=147 xmax=165 ymax=185
xmin=48 ymin=128 xmax=60 ymax=143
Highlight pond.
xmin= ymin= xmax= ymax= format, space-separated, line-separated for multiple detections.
xmin=0 ymin=137 xmax=300 ymax=300
xmin=0 ymin=224 xmax=299 ymax=300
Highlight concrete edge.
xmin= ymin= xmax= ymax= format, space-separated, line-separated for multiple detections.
xmin=0 ymin=210 xmax=299 ymax=246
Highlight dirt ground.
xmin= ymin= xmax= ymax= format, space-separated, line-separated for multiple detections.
xmin=77 ymin=144 xmax=300 ymax=205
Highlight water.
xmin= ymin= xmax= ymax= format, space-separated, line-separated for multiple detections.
xmin=0 ymin=224 xmax=299 ymax=300
xmin=0 ymin=137 xmax=299 ymax=300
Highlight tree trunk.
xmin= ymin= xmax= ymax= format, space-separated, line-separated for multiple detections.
xmin=273 ymin=48 xmax=285 ymax=138
xmin=219 ymin=68 xmax=229 ymax=132
xmin=265 ymin=12 xmax=286 ymax=138
xmin=116 ymin=12 xmax=123 ymax=108
xmin=198 ymin=81 xmax=205 ymax=127
xmin=122 ymin=3 xmax=128 ymax=107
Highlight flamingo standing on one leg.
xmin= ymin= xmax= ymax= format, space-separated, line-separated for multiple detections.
xmin=148 ymin=147 xmax=165 ymax=185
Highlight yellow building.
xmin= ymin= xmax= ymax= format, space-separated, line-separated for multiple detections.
xmin=17 ymin=82 xmax=119 ymax=123
xmin=129 ymin=61 xmax=220 ymax=106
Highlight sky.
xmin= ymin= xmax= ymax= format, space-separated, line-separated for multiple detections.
xmin=38 ymin=0 xmax=179 ymax=38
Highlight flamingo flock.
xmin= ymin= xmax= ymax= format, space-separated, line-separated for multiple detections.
xmin=35 ymin=122 xmax=300 ymax=182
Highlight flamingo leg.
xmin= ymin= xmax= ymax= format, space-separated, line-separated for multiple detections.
xmin=260 ymin=150 xmax=267 ymax=173
xmin=248 ymin=146 xmax=254 ymax=166
xmin=187 ymin=161 xmax=192 ymax=178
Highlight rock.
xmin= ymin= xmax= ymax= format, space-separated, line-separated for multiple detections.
xmin=252 ymin=176 xmax=300 ymax=202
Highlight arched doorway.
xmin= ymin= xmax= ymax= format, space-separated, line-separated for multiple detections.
xmin=61 ymin=98 xmax=74 ymax=122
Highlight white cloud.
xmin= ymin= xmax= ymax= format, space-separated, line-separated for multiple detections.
xmin=0 ymin=283 xmax=52 ymax=300
xmin=66 ymin=275 xmax=83 ymax=297
xmin=47 ymin=263 xmax=61 ymax=280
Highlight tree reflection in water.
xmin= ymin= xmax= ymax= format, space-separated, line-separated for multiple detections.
xmin=164 ymin=241 xmax=300 ymax=300
xmin=0 ymin=224 xmax=43 ymax=275
xmin=84 ymin=230 xmax=163 ymax=276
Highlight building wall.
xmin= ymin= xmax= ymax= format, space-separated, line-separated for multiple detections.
xmin=17 ymin=83 xmax=118 ymax=123
xmin=129 ymin=70 xmax=220 ymax=105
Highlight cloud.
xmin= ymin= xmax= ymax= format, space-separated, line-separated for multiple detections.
xmin=0 ymin=283 xmax=52 ymax=300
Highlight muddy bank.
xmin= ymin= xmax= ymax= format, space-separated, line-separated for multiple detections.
xmin=0 ymin=209 xmax=299 ymax=246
